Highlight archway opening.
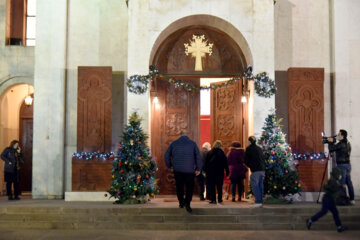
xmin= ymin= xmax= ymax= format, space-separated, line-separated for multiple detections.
xmin=0 ymin=84 xmax=34 ymax=196
xmin=149 ymin=18 xmax=252 ymax=196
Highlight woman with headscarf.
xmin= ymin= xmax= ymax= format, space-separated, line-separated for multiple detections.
xmin=227 ymin=141 xmax=248 ymax=202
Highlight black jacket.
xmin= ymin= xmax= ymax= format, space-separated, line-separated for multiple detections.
xmin=1 ymin=147 xmax=23 ymax=173
xmin=204 ymin=148 xmax=229 ymax=177
xmin=329 ymin=139 xmax=351 ymax=164
xmin=245 ymin=143 xmax=265 ymax=172
xmin=324 ymin=168 xmax=343 ymax=200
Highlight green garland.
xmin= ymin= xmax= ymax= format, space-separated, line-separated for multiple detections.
xmin=127 ymin=65 xmax=276 ymax=98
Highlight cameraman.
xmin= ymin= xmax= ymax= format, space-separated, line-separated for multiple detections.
xmin=328 ymin=129 xmax=355 ymax=205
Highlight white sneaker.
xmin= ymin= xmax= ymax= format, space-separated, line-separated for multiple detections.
xmin=350 ymin=200 xmax=355 ymax=205
xmin=251 ymin=203 xmax=263 ymax=208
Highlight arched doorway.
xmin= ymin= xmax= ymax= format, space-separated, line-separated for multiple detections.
xmin=0 ymin=84 xmax=34 ymax=195
xmin=150 ymin=16 xmax=252 ymax=195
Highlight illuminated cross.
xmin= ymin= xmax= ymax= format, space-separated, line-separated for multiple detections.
xmin=184 ymin=35 xmax=213 ymax=71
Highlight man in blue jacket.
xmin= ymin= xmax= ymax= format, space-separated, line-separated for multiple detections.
xmin=165 ymin=132 xmax=202 ymax=213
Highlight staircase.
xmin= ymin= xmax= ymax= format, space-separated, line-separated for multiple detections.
xmin=1 ymin=202 xmax=360 ymax=230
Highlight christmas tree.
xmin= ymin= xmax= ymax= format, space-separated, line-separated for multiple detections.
xmin=107 ymin=112 xmax=158 ymax=204
xmin=258 ymin=112 xmax=302 ymax=198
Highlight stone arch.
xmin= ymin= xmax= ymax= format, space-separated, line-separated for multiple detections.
xmin=149 ymin=14 xmax=253 ymax=70
xmin=0 ymin=76 xmax=33 ymax=98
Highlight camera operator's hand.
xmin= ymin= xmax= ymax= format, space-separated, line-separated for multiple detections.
xmin=328 ymin=137 xmax=334 ymax=143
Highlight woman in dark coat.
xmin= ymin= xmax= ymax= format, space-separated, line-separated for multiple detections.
xmin=227 ymin=141 xmax=248 ymax=202
xmin=204 ymin=140 xmax=229 ymax=204
xmin=1 ymin=140 xmax=23 ymax=200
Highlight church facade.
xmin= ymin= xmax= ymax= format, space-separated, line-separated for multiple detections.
xmin=0 ymin=0 xmax=359 ymax=200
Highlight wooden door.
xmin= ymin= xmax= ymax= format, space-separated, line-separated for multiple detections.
xmin=210 ymin=80 xmax=247 ymax=151
xmin=19 ymin=101 xmax=33 ymax=192
xmin=151 ymin=78 xmax=200 ymax=194
xmin=210 ymin=79 xmax=249 ymax=197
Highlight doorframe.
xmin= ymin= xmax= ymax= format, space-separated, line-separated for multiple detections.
xmin=19 ymin=93 xmax=34 ymax=194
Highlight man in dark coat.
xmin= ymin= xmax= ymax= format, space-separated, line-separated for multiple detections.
xmin=1 ymin=140 xmax=23 ymax=200
xmin=307 ymin=168 xmax=347 ymax=232
xmin=245 ymin=136 xmax=265 ymax=207
xmin=165 ymin=132 xmax=201 ymax=213
xmin=328 ymin=129 xmax=355 ymax=205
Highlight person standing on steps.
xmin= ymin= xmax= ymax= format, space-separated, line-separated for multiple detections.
xmin=165 ymin=131 xmax=202 ymax=213
xmin=198 ymin=142 xmax=211 ymax=201
xmin=306 ymin=168 xmax=347 ymax=232
xmin=204 ymin=140 xmax=229 ymax=204
xmin=245 ymin=136 xmax=265 ymax=208
xmin=227 ymin=141 xmax=247 ymax=202
xmin=328 ymin=129 xmax=355 ymax=205
xmin=1 ymin=140 xmax=23 ymax=200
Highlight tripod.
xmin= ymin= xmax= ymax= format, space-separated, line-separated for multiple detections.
xmin=316 ymin=154 xmax=332 ymax=204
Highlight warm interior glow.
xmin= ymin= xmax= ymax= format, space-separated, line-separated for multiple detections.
xmin=241 ymin=95 xmax=247 ymax=103
xmin=24 ymin=95 xmax=33 ymax=105
xmin=153 ymin=96 xmax=159 ymax=104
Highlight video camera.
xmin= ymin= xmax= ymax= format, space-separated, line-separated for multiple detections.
xmin=321 ymin=132 xmax=337 ymax=144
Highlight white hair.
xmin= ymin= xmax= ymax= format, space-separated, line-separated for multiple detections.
xmin=202 ymin=142 xmax=211 ymax=150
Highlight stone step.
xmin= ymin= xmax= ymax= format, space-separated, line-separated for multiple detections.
xmin=1 ymin=214 xmax=359 ymax=223
xmin=0 ymin=221 xmax=359 ymax=231
xmin=2 ymin=206 xmax=360 ymax=215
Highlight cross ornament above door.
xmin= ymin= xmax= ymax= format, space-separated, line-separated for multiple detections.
xmin=184 ymin=35 xmax=213 ymax=71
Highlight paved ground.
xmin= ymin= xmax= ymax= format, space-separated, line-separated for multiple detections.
xmin=0 ymin=230 xmax=359 ymax=240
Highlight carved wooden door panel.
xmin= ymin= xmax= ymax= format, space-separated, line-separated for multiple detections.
xmin=210 ymin=80 xmax=246 ymax=152
xmin=288 ymin=68 xmax=324 ymax=153
xmin=19 ymin=100 xmax=33 ymax=193
xmin=151 ymin=78 xmax=200 ymax=194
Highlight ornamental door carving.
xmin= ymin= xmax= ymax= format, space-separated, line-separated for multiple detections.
xmin=77 ymin=67 xmax=112 ymax=152
xmin=151 ymin=78 xmax=200 ymax=194
xmin=288 ymin=68 xmax=324 ymax=153
xmin=210 ymin=80 xmax=247 ymax=153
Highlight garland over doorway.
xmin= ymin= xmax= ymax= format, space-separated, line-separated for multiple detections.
xmin=127 ymin=66 xmax=277 ymax=98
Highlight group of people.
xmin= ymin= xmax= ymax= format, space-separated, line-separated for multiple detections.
xmin=165 ymin=129 xmax=355 ymax=233
xmin=165 ymin=132 xmax=266 ymax=213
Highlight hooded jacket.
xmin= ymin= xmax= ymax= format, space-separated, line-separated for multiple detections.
xmin=324 ymin=167 xmax=343 ymax=199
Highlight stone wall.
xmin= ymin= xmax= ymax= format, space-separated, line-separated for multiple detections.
xmin=332 ymin=0 xmax=360 ymax=198
xmin=33 ymin=0 xmax=128 ymax=198
xmin=274 ymin=0 xmax=331 ymax=143
xmin=127 ymin=0 xmax=275 ymax=138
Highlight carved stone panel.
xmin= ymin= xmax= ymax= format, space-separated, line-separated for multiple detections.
xmin=151 ymin=78 xmax=200 ymax=194
xmin=77 ymin=67 xmax=112 ymax=152
xmin=288 ymin=68 xmax=324 ymax=153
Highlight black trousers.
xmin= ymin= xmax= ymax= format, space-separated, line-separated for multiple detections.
xmin=174 ymin=171 xmax=195 ymax=206
xmin=231 ymin=178 xmax=244 ymax=198
xmin=208 ymin=175 xmax=224 ymax=202
xmin=5 ymin=172 xmax=19 ymax=197
xmin=196 ymin=174 xmax=205 ymax=197
xmin=311 ymin=195 xmax=342 ymax=227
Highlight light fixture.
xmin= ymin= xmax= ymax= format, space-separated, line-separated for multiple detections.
xmin=153 ymin=95 xmax=159 ymax=104
xmin=24 ymin=85 xmax=33 ymax=106
xmin=241 ymin=95 xmax=247 ymax=103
